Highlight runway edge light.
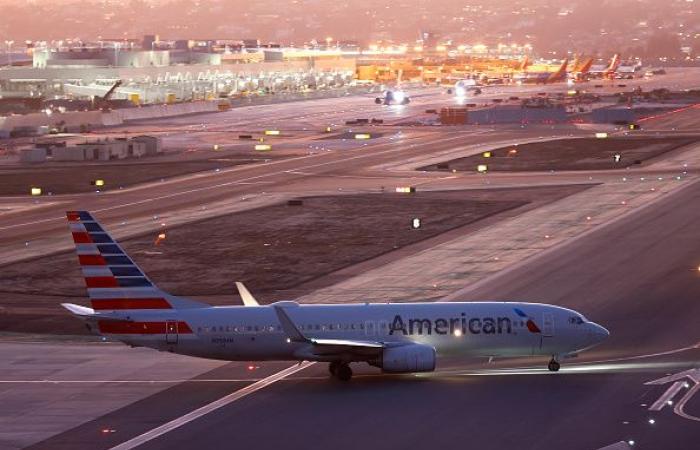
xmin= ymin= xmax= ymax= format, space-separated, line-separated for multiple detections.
xmin=354 ymin=133 xmax=371 ymax=140
xmin=30 ymin=187 xmax=42 ymax=196
xmin=477 ymin=164 xmax=488 ymax=173
xmin=255 ymin=144 xmax=272 ymax=151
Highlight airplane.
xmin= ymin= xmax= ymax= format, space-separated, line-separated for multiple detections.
xmin=514 ymin=59 xmax=569 ymax=84
xmin=62 ymin=211 xmax=609 ymax=381
xmin=375 ymin=89 xmax=410 ymax=105
xmin=446 ymin=79 xmax=482 ymax=97
xmin=589 ymin=54 xmax=621 ymax=79
xmin=569 ymin=57 xmax=594 ymax=82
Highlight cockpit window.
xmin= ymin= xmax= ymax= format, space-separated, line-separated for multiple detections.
xmin=568 ymin=316 xmax=584 ymax=325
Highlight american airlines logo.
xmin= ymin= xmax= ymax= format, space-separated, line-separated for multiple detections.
xmin=389 ymin=313 xmax=513 ymax=336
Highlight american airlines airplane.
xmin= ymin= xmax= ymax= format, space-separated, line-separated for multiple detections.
xmin=63 ymin=211 xmax=609 ymax=381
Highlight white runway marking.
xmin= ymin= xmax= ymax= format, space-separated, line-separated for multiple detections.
xmin=649 ymin=381 xmax=685 ymax=411
xmin=109 ymin=361 xmax=314 ymax=450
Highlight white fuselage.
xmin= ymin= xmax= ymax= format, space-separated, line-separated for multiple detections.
xmin=101 ymin=301 xmax=608 ymax=364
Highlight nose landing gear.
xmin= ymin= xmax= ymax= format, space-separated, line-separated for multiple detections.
xmin=547 ymin=357 xmax=561 ymax=372
xmin=329 ymin=361 xmax=353 ymax=381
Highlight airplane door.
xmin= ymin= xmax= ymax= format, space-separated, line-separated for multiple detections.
xmin=542 ymin=313 xmax=554 ymax=337
xmin=539 ymin=313 xmax=554 ymax=351
xmin=166 ymin=320 xmax=178 ymax=344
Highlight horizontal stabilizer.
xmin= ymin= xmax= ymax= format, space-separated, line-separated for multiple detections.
xmin=61 ymin=303 xmax=133 ymax=322
xmin=61 ymin=303 xmax=95 ymax=317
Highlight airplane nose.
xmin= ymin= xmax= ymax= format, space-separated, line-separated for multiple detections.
xmin=588 ymin=322 xmax=610 ymax=342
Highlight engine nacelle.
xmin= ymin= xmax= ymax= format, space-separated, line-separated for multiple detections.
xmin=379 ymin=343 xmax=436 ymax=373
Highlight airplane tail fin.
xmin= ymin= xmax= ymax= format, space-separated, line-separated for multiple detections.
xmin=66 ymin=211 xmax=207 ymax=311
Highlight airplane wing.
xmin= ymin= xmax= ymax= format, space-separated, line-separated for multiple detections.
xmin=235 ymin=282 xmax=259 ymax=306
xmin=273 ymin=305 xmax=385 ymax=359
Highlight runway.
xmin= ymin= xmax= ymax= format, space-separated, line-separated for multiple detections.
xmin=18 ymin=173 xmax=700 ymax=450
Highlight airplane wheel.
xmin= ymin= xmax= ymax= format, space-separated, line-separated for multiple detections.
xmin=335 ymin=363 xmax=353 ymax=381
xmin=329 ymin=361 xmax=340 ymax=376
xmin=547 ymin=359 xmax=560 ymax=372
xmin=375 ymin=98 xmax=382 ymax=104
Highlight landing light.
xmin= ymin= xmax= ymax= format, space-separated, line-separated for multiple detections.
xmin=30 ymin=187 xmax=42 ymax=196
xmin=265 ymin=130 xmax=280 ymax=136
xmin=154 ymin=232 xmax=166 ymax=245
xmin=354 ymin=133 xmax=371 ymax=140
xmin=454 ymin=329 xmax=462 ymax=337
xmin=477 ymin=164 xmax=488 ymax=173
xmin=255 ymin=144 xmax=272 ymax=151
xmin=595 ymin=132 xmax=609 ymax=139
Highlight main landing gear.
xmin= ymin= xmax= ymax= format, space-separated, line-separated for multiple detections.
xmin=329 ymin=361 xmax=353 ymax=381
xmin=547 ymin=357 xmax=561 ymax=372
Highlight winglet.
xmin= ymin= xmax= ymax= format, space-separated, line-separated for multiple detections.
xmin=273 ymin=305 xmax=308 ymax=343
xmin=235 ymin=282 xmax=259 ymax=307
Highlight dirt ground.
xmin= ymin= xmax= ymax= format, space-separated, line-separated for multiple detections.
xmin=419 ymin=136 xmax=699 ymax=172
xmin=0 ymin=155 xmax=270 ymax=196
xmin=0 ymin=185 xmax=588 ymax=335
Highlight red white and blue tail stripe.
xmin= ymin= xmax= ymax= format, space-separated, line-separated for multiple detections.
xmin=66 ymin=210 xmax=204 ymax=311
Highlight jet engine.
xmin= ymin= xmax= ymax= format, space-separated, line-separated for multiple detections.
xmin=374 ymin=343 xmax=436 ymax=373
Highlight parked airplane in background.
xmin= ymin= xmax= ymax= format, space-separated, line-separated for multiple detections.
xmin=514 ymin=58 xmax=569 ymax=84
xmin=590 ymin=54 xmax=622 ymax=79
xmin=569 ymin=56 xmax=594 ymax=82
xmin=375 ymin=89 xmax=410 ymax=105
xmin=62 ymin=211 xmax=609 ymax=381
xmin=447 ymin=79 xmax=482 ymax=97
